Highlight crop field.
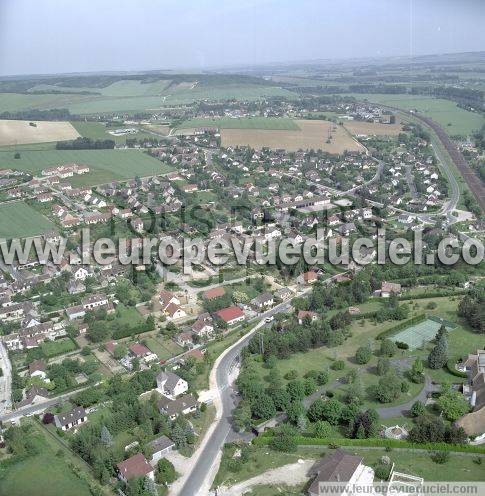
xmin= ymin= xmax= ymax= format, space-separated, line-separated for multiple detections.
xmin=220 ymin=119 xmax=364 ymax=153
xmin=347 ymin=93 xmax=485 ymax=136
xmin=0 ymin=119 xmax=80 ymax=146
xmin=342 ymin=119 xmax=403 ymax=136
xmin=0 ymin=80 xmax=295 ymax=115
xmin=0 ymin=202 xmax=56 ymax=239
xmin=177 ymin=116 xmax=300 ymax=131
xmin=0 ymin=148 xmax=172 ymax=186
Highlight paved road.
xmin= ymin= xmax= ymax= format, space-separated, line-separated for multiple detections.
xmin=0 ymin=342 xmax=12 ymax=415
xmin=0 ymin=383 xmax=95 ymax=423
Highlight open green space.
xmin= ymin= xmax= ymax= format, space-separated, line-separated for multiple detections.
xmin=41 ymin=337 xmax=78 ymax=358
xmin=178 ymin=116 xmax=300 ymax=130
xmin=0 ymin=148 xmax=172 ymax=186
xmin=0 ymin=201 xmax=56 ymax=238
xmin=0 ymin=422 xmax=96 ymax=496
xmin=0 ymin=81 xmax=294 ymax=115
xmin=70 ymin=121 xmax=156 ymax=145
xmin=347 ymin=93 xmax=484 ymax=136
xmin=144 ymin=335 xmax=183 ymax=361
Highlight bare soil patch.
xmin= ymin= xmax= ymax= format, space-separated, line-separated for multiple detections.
xmin=343 ymin=119 xmax=403 ymax=136
xmin=220 ymin=119 xmax=363 ymax=154
xmin=0 ymin=119 xmax=80 ymax=146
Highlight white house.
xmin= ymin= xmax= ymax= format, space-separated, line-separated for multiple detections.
xmin=156 ymin=370 xmax=188 ymax=399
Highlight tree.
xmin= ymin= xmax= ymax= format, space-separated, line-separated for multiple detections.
xmin=270 ymin=424 xmax=297 ymax=452
xmin=376 ymin=357 xmax=390 ymax=376
xmin=113 ymin=344 xmax=128 ymax=360
xmin=286 ymin=401 xmax=305 ymax=424
xmin=233 ymin=402 xmax=252 ymax=431
xmin=410 ymin=400 xmax=426 ymax=417
xmin=156 ymin=458 xmax=176 ymax=485
xmin=355 ymin=345 xmax=372 ymax=364
xmin=408 ymin=358 xmax=425 ymax=383
xmin=370 ymin=372 xmax=402 ymax=403
xmin=380 ymin=339 xmax=397 ymax=357
xmin=251 ymin=394 xmax=276 ymax=420
xmin=437 ymin=388 xmax=470 ymax=421
xmin=313 ymin=420 xmax=332 ymax=438
xmin=100 ymin=425 xmax=113 ymax=447
xmin=287 ymin=380 xmax=305 ymax=402
xmin=428 ymin=334 xmax=448 ymax=369
xmin=307 ymin=398 xmax=343 ymax=425
xmin=409 ymin=415 xmax=446 ymax=443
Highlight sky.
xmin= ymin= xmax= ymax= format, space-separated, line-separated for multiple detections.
xmin=0 ymin=0 xmax=484 ymax=76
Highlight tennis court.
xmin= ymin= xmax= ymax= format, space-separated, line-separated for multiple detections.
xmin=390 ymin=316 xmax=456 ymax=350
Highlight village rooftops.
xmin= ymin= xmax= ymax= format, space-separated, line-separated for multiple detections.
xmin=54 ymin=406 xmax=86 ymax=428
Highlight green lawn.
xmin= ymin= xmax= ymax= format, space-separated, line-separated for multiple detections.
xmin=71 ymin=121 xmax=157 ymax=145
xmin=178 ymin=116 xmax=299 ymax=130
xmin=0 ymin=422 xmax=96 ymax=496
xmin=0 ymin=148 xmax=172 ymax=186
xmin=41 ymin=338 xmax=78 ymax=357
xmin=214 ymin=445 xmax=485 ymax=490
xmin=144 ymin=336 xmax=183 ymax=361
xmin=347 ymin=93 xmax=485 ymax=136
xmin=0 ymin=201 xmax=56 ymax=238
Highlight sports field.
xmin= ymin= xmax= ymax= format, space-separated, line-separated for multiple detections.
xmin=0 ymin=149 xmax=172 ymax=186
xmin=0 ymin=202 xmax=56 ymax=239
xmin=220 ymin=119 xmax=364 ymax=154
xmin=389 ymin=316 xmax=456 ymax=350
xmin=70 ymin=121 xmax=156 ymax=144
xmin=347 ymin=93 xmax=485 ymax=136
xmin=177 ymin=116 xmax=300 ymax=131
xmin=0 ymin=119 xmax=80 ymax=146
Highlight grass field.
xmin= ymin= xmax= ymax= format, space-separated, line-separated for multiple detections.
xmin=0 ymin=201 xmax=56 ymax=238
xmin=177 ymin=117 xmax=300 ymax=131
xmin=41 ymin=338 xmax=78 ymax=357
xmin=145 ymin=336 xmax=183 ymax=361
xmin=0 ymin=119 xmax=80 ymax=146
xmin=70 ymin=121 xmax=156 ymax=145
xmin=0 ymin=421 xmax=94 ymax=496
xmin=0 ymin=148 xmax=172 ymax=186
xmin=0 ymin=81 xmax=295 ymax=115
xmin=220 ymin=119 xmax=363 ymax=154
xmin=347 ymin=94 xmax=485 ymax=136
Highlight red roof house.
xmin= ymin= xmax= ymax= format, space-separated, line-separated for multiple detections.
xmin=215 ymin=306 xmax=245 ymax=325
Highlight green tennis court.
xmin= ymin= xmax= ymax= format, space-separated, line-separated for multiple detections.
xmin=390 ymin=316 xmax=456 ymax=350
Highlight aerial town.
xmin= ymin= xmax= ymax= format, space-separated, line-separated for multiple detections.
xmin=0 ymin=2 xmax=484 ymax=496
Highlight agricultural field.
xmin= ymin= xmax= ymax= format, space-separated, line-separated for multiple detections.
xmin=0 ymin=79 xmax=295 ymax=115
xmin=342 ymin=119 xmax=403 ymax=136
xmin=0 ymin=119 xmax=80 ymax=146
xmin=220 ymin=119 xmax=364 ymax=154
xmin=177 ymin=116 xmax=300 ymax=131
xmin=0 ymin=148 xmax=172 ymax=186
xmin=0 ymin=201 xmax=56 ymax=239
xmin=347 ymin=93 xmax=485 ymax=136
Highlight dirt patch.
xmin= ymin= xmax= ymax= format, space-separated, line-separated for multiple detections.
xmin=0 ymin=119 xmax=80 ymax=146
xmin=220 ymin=119 xmax=363 ymax=154
xmin=343 ymin=119 xmax=403 ymax=136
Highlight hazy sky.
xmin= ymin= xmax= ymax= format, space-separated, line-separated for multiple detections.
xmin=0 ymin=0 xmax=484 ymax=76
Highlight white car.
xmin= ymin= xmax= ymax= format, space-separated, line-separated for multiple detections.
xmin=265 ymin=316 xmax=274 ymax=323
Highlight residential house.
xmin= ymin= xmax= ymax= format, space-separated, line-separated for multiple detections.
xmin=54 ymin=406 xmax=87 ymax=431
xmin=297 ymin=310 xmax=319 ymax=325
xmin=202 ymin=286 xmax=226 ymax=300
xmin=147 ymin=435 xmax=175 ymax=465
xmin=117 ymin=453 xmax=155 ymax=483
xmin=29 ymin=359 xmax=48 ymax=381
xmin=250 ymin=292 xmax=274 ymax=311
xmin=297 ymin=271 xmax=318 ymax=285
xmin=156 ymin=370 xmax=188 ymax=399
xmin=380 ymin=281 xmax=402 ymax=297
xmin=215 ymin=306 xmax=245 ymax=326
xmin=157 ymin=394 xmax=198 ymax=420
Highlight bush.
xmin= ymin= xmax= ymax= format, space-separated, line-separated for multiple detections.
xmin=355 ymin=345 xmax=372 ymax=365
xmin=331 ymin=360 xmax=345 ymax=371
xmin=374 ymin=463 xmax=391 ymax=480
xmin=395 ymin=341 xmax=409 ymax=350
xmin=431 ymin=451 xmax=450 ymax=464
xmin=410 ymin=401 xmax=426 ymax=417
xmin=285 ymin=370 xmax=298 ymax=380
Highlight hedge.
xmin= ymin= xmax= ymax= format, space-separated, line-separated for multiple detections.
xmin=253 ymin=436 xmax=485 ymax=454
xmin=398 ymin=290 xmax=467 ymax=301
xmin=376 ymin=313 xmax=427 ymax=340
xmin=446 ymin=358 xmax=468 ymax=378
